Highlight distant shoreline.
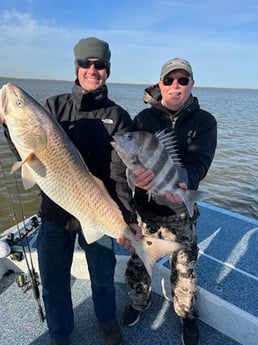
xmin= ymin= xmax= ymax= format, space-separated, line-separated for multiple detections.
xmin=0 ymin=76 xmax=257 ymax=91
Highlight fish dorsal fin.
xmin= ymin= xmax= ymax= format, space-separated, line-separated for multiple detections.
xmin=93 ymin=174 xmax=110 ymax=196
xmin=92 ymin=174 xmax=122 ymax=210
xmin=154 ymin=129 xmax=181 ymax=167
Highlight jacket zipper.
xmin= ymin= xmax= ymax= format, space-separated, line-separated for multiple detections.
xmin=171 ymin=116 xmax=178 ymax=129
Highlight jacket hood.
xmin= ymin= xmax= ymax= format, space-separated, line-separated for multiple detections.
xmin=143 ymin=83 xmax=161 ymax=106
xmin=143 ymin=83 xmax=198 ymax=120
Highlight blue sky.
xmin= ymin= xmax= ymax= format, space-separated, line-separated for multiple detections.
xmin=0 ymin=0 xmax=258 ymax=89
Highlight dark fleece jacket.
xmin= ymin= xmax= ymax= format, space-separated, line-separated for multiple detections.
xmin=131 ymin=83 xmax=217 ymax=218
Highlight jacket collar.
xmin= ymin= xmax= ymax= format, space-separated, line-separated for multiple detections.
xmin=72 ymin=81 xmax=108 ymax=110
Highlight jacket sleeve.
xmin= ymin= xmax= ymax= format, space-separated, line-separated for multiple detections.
xmin=182 ymin=112 xmax=217 ymax=189
xmin=109 ymin=109 xmax=138 ymax=224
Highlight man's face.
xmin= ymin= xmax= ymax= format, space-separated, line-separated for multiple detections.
xmin=77 ymin=59 xmax=108 ymax=91
xmin=158 ymin=69 xmax=194 ymax=111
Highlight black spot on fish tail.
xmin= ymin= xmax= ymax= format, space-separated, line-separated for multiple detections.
xmin=147 ymin=240 xmax=153 ymax=246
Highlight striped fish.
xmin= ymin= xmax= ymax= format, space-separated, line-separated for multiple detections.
xmin=111 ymin=130 xmax=203 ymax=217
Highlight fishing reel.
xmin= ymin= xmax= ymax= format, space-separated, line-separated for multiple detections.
xmin=15 ymin=269 xmax=45 ymax=322
xmin=15 ymin=271 xmax=40 ymax=293
xmin=0 ymin=216 xmax=40 ymax=260
xmin=1 ymin=215 xmax=45 ymax=322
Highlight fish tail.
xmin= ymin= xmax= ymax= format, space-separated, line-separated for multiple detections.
xmin=133 ymin=237 xmax=183 ymax=277
xmin=177 ymin=189 xmax=205 ymax=217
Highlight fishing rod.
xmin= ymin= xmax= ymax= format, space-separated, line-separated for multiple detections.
xmin=0 ymin=159 xmax=45 ymax=322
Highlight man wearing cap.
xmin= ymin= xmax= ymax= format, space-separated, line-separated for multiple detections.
xmin=120 ymin=58 xmax=217 ymax=345
xmin=34 ymin=37 xmax=139 ymax=345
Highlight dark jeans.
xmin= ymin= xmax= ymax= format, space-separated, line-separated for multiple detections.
xmin=37 ymin=220 xmax=117 ymax=342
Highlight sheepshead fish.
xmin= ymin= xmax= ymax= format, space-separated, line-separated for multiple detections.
xmin=111 ymin=130 xmax=204 ymax=217
xmin=0 ymin=83 xmax=182 ymax=277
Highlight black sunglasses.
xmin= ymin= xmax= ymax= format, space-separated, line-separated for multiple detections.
xmin=162 ymin=76 xmax=190 ymax=86
xmin=77 ymin=59 xmax=107 ymax=70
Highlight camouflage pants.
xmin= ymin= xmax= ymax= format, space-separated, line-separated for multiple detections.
xmin=125 ymin=210 xmax=199 ymax=319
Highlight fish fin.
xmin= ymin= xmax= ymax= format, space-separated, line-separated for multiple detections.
xmin=154 ymin=129 xmax=182 ymax=168
xmin=147 ymin=190 xmax=156 ymax=202
xmin=126 ymin=169 xmax=135 ymax=196
xmin=92 ymin=174 xmax=106 ymax=189
xmin=81 ymin=225 xmax=104 ymax=244
xmin=21 ymin=165 xmax=37 ymax=189
xmin=92 ymin=175 xmax=122 ymax=209
xmin=176 ymin=188 xmax=205 ymax=217
xmin=152 ymin=188 xmax=205 ymax=218
xmin=133 ymin=236 xmax=183 ymax=277
xmin=10 ymin=153 xmax=37 ymax=190
xmin=10 ymin=161 xmax=24 ymax=174
xmin=10 ymin=152 xmax=36 ymax=174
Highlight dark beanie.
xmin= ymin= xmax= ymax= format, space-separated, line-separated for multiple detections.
xmin=74 ymin=37 xmax=111 ymax=76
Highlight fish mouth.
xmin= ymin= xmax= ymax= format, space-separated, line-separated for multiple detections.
xmin=110 ymin=140 xmax=127 ymax=160
xmin=110 ymin=140 xmax=120 ymax=151
xmin=0 ymin=84 xmax=7 ymax=118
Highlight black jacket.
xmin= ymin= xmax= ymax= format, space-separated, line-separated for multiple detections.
xmin=4 ymin=82 xmax=137 ymax=229
xmin=132 ymin=84 xmax=217 ymax=218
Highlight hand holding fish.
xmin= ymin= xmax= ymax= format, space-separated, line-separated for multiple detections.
xmin=164 ymin=182 xmax=187 ymax=204
xmin=134 ymin=168 xmax=154 ymax=190
xmin=134 ymin=168 xmax=186 ymax=204
xmin=117 ymin=223 xmax=143 ymax=253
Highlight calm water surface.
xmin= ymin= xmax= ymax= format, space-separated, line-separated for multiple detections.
xmin=0 ymin=77 xmax=257 ymax=232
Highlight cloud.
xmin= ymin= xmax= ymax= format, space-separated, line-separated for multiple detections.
xmin=0 ymin=10 xmax=76 ymax=79
xmin=0 ymin=4 xmax=257 ymax=88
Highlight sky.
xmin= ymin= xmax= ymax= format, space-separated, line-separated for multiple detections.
xmin=0 ymin=0 xmax=258 ymax=89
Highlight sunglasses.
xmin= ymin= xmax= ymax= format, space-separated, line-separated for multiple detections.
xmin=77 ymin=59 xmax=107 ymax=70
xmin=162 ymin=76 xmax=191 ymax=86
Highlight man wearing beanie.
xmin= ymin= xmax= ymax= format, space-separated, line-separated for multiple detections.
xmin=119 ymin=58 xmax=217 ymax=345
xmin=12 ymin=37 xmax=139 ymax=345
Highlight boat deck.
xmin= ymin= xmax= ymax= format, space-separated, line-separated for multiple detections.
xmin=0 ymin=202 xmax=257 ymax=345
xmin=0 ymin=273 xmax=241 ymax=345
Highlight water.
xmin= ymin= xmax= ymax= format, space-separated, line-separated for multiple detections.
xmin=0 ymin=77 xmax=257 ymax=232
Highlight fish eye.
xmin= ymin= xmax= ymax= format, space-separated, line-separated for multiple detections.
xmin=127 ymin=134 xmax=133 ymax=141
xmin=16 ymin=99 xmax=24 ymax=107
